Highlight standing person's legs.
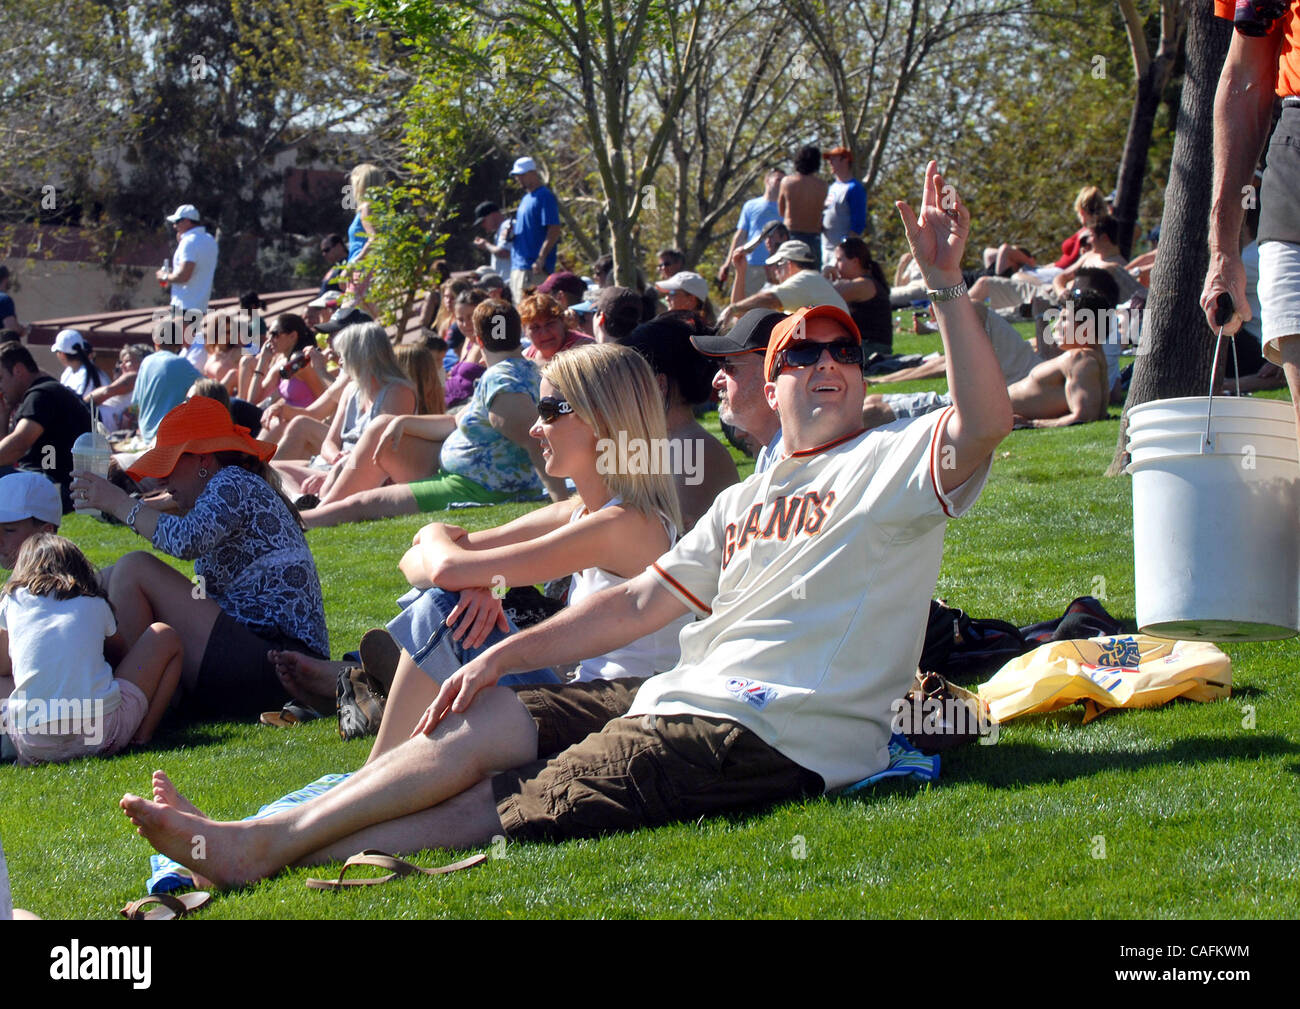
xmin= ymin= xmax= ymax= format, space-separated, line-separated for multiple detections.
xmin=1256 ymin=241 xmax=1300 ymax=445
xmin=1279 ymin=336 xmax=1300 ymax=445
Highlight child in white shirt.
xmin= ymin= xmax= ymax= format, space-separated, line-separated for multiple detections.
xmin=0 ymin=534 xmax=182 ymax=765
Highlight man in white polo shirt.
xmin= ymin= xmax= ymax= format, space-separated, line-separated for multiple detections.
xmin=121 ymin=162 xmax=1012 ymax=885
xmin=719 ymin=240 xmax=848 ymax=328
xmin=157 ymin=204 xmax=218 ymax=369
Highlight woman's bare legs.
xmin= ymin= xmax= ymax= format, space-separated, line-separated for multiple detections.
xmin=317 ymin=418 xmax=442 ymax=505
xmin=273 ymin=460 xmax=326 ymax=499
xmin=303 ymin=484 xmax=421 ymax=529
xmin=107 ymin=552 xmax=223 ymax=690
xmin=275 ymin=416 xmax=329 ymax=462
xmin=366 ymin=651 xmax=443 ymax=764
xmin=113 ymin=622 xmax=184 ymax=745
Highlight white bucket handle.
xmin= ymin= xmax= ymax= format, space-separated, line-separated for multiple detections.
xmin=1202 ymin=325 xmax=1242 ymax=454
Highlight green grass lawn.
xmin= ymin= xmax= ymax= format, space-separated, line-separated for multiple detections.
xmin=3 ymin=322 xmax=1298 ymax=919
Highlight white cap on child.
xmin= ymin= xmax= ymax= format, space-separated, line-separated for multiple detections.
xmin=0 ymin=473 xmax=62 ymax=527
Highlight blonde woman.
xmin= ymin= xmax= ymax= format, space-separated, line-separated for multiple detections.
xmin=346 ymin=163 xmax=385 ymax=265
xmin=302 ymin=300 xmax=566 ymax=523
xmin=272 ymin=342 xmax=692 ymax=759
xmin=272 ymin=322 xmax=415 ymax=499
xmin=344 ymin=162 xmax=385 ymax=312
xmin=395 ymin=343 xmax=445 ymax=415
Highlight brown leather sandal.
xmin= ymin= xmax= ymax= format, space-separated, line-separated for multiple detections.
xmin=120 ymin=890 xmax=213 ymax=920
xmin=305 ymin=850 xmax=488 ymax=890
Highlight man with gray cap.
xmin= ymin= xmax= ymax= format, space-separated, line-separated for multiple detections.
xmin=719 ymin=240 xmax=847 ymax=328
xmin=472 ymin=201 xmax=513 ymax=278
xmin=0 ymin=472 xmax=61 ymax=570
xmin=507 ymin=157 xmax=562 ymax=302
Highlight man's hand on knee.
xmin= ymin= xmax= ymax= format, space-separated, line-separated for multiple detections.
xmin=414 ymin=650 xmax=506 ymax=737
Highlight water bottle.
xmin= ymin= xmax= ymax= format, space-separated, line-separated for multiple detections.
xmin=71 ymin=428 xmax=112 ymax=517
xmin=159 ymin=258 xmax=170 ymax=289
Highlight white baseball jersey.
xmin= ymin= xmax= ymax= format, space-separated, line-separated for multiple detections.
xmin=628 ymin=407 xmax=991 ymax=791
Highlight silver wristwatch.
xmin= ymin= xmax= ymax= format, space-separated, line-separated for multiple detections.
xmin=927 ymin=281 xmax=968 ymax=303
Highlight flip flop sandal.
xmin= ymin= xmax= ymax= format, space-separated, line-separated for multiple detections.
xmin=305 ymin=850 xmax=487 ymax=890
xmin=120 ymin=890 xmax=213 ymax=920
xmin=259 ymin=701 xmax=322 ymax=728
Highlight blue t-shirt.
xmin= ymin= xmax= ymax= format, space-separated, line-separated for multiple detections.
xmin=438 ymin=357 xmax=542 ymax=495
xmin=738 ymin=197 xmax=782 ymax=266
xmin=132 ymin=352 xmax=201 ymax=441
xmin=822 ymin=178 xmax=868 ymax=248
xmin=347 ymin=212 xmax=366 ymax=262
xmin=0 ymin=292 xmax=15 ymax=326
xmin=511 ymin=186 xmax=560 ymax=272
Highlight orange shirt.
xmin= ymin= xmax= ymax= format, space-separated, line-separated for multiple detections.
xmin=1215 ymin=0 xmax=1300 ymax=96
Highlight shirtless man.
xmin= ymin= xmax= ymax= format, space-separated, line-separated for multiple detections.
xmin=779 ymin=146 xmax=828 ymax=252
xmin=1007 ymin=286 xmax=1111 ymax=428
xmin=862 ymin=279 xmax=1115 ymax=431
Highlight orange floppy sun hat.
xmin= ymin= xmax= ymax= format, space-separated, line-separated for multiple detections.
xmin=126 ymin=397 xmax=277 ymax=481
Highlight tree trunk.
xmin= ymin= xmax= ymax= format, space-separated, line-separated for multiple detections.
xmin=1113 ymin=47 xmax=1179 ymax=259
xmin=1107 ymin=5 xmax=1233 ymax=476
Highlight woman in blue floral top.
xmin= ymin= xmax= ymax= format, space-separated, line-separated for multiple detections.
xmin=71 ymin=397 xmax=329 ymax=720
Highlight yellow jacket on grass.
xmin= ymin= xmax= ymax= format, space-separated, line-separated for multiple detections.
xmin=978 ymin=635 xmax=1232 ymax=725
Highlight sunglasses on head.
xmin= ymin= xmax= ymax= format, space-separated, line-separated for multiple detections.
xmin=776 ymin=340 xmax=863 ymax=373
xmin=536 ymin=396 xmax=574 ymax=423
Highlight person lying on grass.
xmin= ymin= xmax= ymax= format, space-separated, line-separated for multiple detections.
xmin=119 ymin=160 xmax=1012 ymax=888
xmin=272 ymin=341 xmax=693 ymax=737
xmin=861 ymin=270 xmax=1119 ymax=432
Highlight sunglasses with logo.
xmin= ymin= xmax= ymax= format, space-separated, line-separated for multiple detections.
xmin=536 ymin=396 xmax=575 ymax=423
xmin=776 ymin=340 xmax=863 ymax=373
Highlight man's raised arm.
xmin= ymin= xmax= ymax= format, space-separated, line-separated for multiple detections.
xmin=896 ymin=162 xmax=1012 ymax=492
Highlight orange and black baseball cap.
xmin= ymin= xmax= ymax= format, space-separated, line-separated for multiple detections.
xmin=764 ymin=304 xmax=861 ymax=381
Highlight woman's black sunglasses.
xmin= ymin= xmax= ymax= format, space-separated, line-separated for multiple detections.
xmin=537 ymin=396 xmax=574 ymax=423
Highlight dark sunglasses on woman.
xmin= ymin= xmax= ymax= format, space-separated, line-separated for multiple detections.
xmin=536 ymin=396 xmax=574 ymax=423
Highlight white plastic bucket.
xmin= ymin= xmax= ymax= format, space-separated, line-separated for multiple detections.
xmin=1127 ymin=395 xmax=1299 ymax=641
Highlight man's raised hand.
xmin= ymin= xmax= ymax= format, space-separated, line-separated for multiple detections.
xmin=895 ymin=160 xmax=969 ymax=285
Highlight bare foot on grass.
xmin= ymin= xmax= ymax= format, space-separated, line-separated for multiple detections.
xmin=270 ymin=649 xmax=346 ymax=716
xmin=120 ymin=794 xmax=274 ymax=890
